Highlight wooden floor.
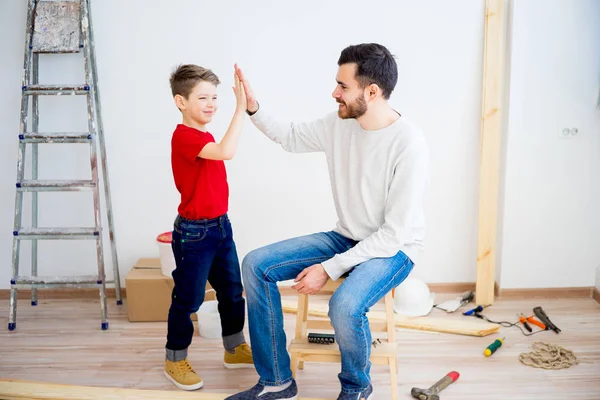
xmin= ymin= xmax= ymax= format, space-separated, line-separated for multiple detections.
xmin=1 ymin=294 xmax=599 ymax=399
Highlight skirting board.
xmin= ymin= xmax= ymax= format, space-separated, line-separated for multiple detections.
xmin=0 ymin=283 xmax=596 ymax=301
xmin=494 ymin=286 xmax=594 ymax=299
xmin=0 ymin=379 xmax=326 ymax=400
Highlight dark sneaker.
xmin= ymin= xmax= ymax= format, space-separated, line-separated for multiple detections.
xmin=337 ymin=384 xmax=374 ymax=400
xmin=225 ymin=380 xmax=298 ymax=400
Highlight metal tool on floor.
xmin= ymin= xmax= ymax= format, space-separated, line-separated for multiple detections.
xmin=534 ymin=306 xmax=561 ymax=334
xmin=411 ymin=371 xmax=460 ymax=400
xmin=462 ymin=304 xmax=490 ymax=316
xmin=525 ymin=315 xmax=546 ymax=331
xmin=484 ymin=337 xmax=505 ymax=357
xmin=518 ymin=313 xmax=533 ymax=332
xmin=434 ymin=290 xmax=474 ymax=313
xmin=9 ymin=0 xmax=121 ymax=331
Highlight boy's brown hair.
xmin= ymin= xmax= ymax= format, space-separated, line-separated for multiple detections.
xmin=169 ymin=64 xmax=220 ymax=99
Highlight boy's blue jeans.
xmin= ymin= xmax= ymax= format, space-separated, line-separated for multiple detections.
xmin=166 ymin=214 xmax=246 ymax=360
xmin=242 ymin=231 xmax=414 ymax=394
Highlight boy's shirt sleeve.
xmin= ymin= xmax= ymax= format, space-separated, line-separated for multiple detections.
xmin=173 ymin=130 xmax=213 ymax=163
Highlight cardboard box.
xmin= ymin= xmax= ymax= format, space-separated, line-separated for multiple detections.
xmin=126 ymin=258 xmax=213 ymax=322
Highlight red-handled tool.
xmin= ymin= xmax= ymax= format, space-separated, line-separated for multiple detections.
xmin=518 ymin=313 xmax=532 ymax=332
xmin=526 ymin=315 xmax=546 ymax=330
xmin=411 ymin=371 xmax=460 ymax=400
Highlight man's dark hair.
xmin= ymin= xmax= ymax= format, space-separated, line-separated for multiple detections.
xmin=338 ymin=43 xmax=398 ymax=99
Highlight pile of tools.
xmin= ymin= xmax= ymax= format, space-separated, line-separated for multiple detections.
xmin=462 ymin=305 xmax=561 ymax=334
xmin=514 ymin=306 xmax=561 ymax=333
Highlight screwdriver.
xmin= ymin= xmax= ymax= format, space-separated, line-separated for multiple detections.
xmin=518 ymin=313 xmax=532 ymax=332
xmin=463 ymin=304 xmax=490 ymax=316
xmin=484 ymin=337 xmax=505 ymax=357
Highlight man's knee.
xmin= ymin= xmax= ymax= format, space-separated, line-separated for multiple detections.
xmin=241 ymin=247 xmax=269 ymax=283
xmin=328 ymin=290 xmax=361 ymax=327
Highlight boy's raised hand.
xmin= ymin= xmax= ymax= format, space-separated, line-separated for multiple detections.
xmin=233 ymin=72 xmax=246 ymax=112
xmin=234 ymin=64 xmax=258 ymax=113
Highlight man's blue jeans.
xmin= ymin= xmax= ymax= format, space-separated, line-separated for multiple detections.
xmin=242 ymin=231 xmax=414 ymax=394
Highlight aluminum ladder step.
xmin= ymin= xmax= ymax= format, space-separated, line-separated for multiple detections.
xmin=22 ymin=84 xmax=90 ymax=95
xmin=16 ymin=180 xmax=96 ymax=192
xmin=11 ymin=275 xmax=101 ymax=289
xmin=14 ymin=228 xmax=99 ymax=240
xmin=19 ymin=132 xmax=92 ymax=143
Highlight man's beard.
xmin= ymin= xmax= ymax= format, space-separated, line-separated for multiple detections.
xmin=337 ymin=95 xmax=367 ymax=119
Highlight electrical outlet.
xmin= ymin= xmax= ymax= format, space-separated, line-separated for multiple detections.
xmin=558 ymin=127 xmax=579 ymax=139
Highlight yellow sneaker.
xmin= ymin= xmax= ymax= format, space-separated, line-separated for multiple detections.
xmin=223 ymin=343 xmax=254 ymax=369
xmin=164 ymin=358 xmax=203 ymax=391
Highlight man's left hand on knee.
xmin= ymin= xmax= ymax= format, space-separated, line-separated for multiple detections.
xmin=291 ymin=264 xmax=329 ymax=295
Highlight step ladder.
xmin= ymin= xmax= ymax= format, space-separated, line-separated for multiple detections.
xmin=9 ymin=0 xmax=121 ymax=331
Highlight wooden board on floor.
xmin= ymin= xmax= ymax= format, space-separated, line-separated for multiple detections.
xmin=0 ymin=379 xmax=328 ymax=400
xmin=281 ymin=300 xmax=499 ymax=337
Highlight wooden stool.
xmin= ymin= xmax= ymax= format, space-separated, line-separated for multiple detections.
xmin=288 ymin=278 xmax=399 ymax=400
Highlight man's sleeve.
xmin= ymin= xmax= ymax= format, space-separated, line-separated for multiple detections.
xmin=321 ymin=136 xmax=429 ymax=280
xmin=250 ymin=107 xmax=335 ymax=153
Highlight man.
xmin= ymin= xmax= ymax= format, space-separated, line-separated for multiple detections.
xmin=227 ymin=43 xmax=429 ymax=400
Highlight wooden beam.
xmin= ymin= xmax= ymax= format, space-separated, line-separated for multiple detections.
xmin=281 ymin=300 xmax=499 ymax=337
xmin=476 ymin=0 xmax=506 ymax=306
xmin=0 ymin=379 xmax=327 ymax=400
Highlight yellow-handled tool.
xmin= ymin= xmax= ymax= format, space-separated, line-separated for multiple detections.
xmin=484 ymin=337 xmax=505 ymax=357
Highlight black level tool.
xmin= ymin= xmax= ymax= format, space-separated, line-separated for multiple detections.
xmin=308 ymin=333 xmax=335 ymax=344
xmin=533 ymin=306 xmax=561 ymax=333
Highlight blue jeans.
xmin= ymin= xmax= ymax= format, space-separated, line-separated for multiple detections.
xmin=242 ymin=231 xmax=414 ymax=394
xmin=166 ymin=214 xmax=246 ymax=358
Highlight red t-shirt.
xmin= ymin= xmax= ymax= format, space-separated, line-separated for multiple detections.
xmin=171 ymin=124 xmax=228 ymax=220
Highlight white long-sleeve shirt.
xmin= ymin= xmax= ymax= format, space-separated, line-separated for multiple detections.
xmin=250 ymin=107 xmax=429 ymax=281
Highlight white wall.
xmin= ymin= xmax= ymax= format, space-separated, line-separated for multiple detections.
xmin=499 ymin=0 xmax=600 ymax=289
xmin=0 ymin=0 xmax=598 ymax=292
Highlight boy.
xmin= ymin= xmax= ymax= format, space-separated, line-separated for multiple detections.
xmin=165 ymin=64 xmax=253 ymax=391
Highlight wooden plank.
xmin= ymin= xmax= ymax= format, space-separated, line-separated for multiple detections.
xmin=476 ymin=0 xmax=506 ymax=306
xmin=281 ymin=300 xmax=499 ymax=337
xmin=282 ymin=282 xmax=478 ymax=296
xmin=290 ymin=339 xmax=397 ymax=357
xmin=384 ymin=292 xmax=396 ymax=342
xmin=498 ymin=286 xmax=593 ymax=299
xmin=0 ymin=379 xmax=328 ymax=400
